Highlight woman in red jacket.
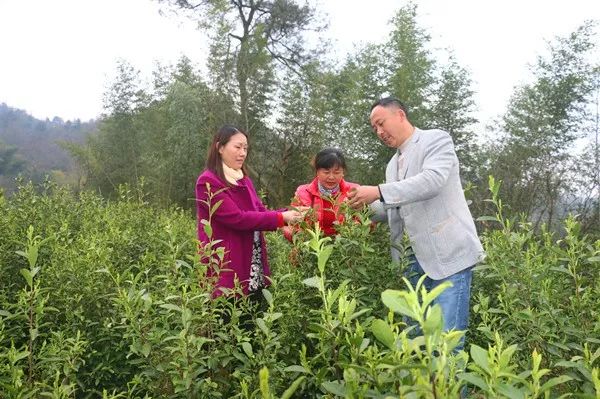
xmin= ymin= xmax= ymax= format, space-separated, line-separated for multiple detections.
xmin=285 ymin=148 xmax=358 ymax=240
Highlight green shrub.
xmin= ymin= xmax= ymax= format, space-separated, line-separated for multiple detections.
xmin=0 ymin=178 xmax=597 ymax=397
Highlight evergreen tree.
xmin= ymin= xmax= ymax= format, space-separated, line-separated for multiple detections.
xmin=0 ymin=140 xmax=25 ymax=176
xmin=321 ymin=3 xmax=479 ymax=186
xmin=486 ymin=22 xmax=598 ymax=228
xmin=426 ymin=57 xmax=479 ymax=182
xmin=72 ymin=60 xmax=148 ymax=195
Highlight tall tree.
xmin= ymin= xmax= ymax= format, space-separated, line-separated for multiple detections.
xmin=157 ymin=0 xmax=323 ymax=135
xmin=383 ymin=3 xmax=435 ymax=127
xmin=140 ymin=58 xmax=233 ymax=207
xmin=259 ymin=62 xmax=331 ymax=205
xmin=568 ymin=70 xmax=600 ymax=233
xmin=485 ymin=22 xmax=598 ymax=227
xmin=426 ymin=57 xmax=479 ymax=181
xmin=72 ymin=61 xmax=148 ymax=195
xmin=321 ymin=3 xmax=478 ymax=186
xmin=324 ymin=44 xmax=392 ymax=185
xmin=0 ymin=140 xmax=25 ymax=176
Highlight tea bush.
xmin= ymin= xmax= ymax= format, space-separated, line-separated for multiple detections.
xmin=0 ymin=179 xmax=598 ymax=398
xmin=470 ymin=177 xmax=600 ymax=395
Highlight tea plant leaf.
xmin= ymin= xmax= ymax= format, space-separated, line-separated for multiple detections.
xmin=211 ymin=199 xmax=223 ymax=215
xmin=302 ymin=276 xmax=321 ymax=289
xmin=159 ymin=303 xmax=182 ymax=312
xmin=241 ymin=342 xmax=253 ymax=358
xmin=445 ymin=330 xmax=465 ymax=353
xmin=322 ymin=381 xmax=346 ymax=396
xmin=270 ymin=312 xmax=283 ymax=321
xmin=476 ymin=216 xmax=499 ymax=222
xmin=95 ymin=268 xmax=110 ymax=274
xmin=422 ymin=304 xmax=443 ymax=335
xmin=548 ymin=341 xmax=569 ymax=351
xmin=330 ymin=280 xmax=350 ymax=305
xmin=348 ymin=309 xmax=369 ymax=321
xmin=423 ymin=281 xmax=452 ymax=308
xmin=140 ymin=342 xmax=151 ymax=357
xmin=12 ymin=349 xmax=30 ymax=363
xmin=381 ymin=290 xmax=413 ymax=318
xmin=281 ymin=376 xmax=306 ymax=399
xmin=550 ymin=266 xmax=570 ymax=274
xmin=284 ymin=365 xmax=309 ymax=374
xmin=203 ymin=222 xmax=213 ymax=238
xmin=318 ymin=245 xmax=333 ymax=273
xmin=371 ymin=319 xmax=395 ymax=349
xmin=591 ymin=346 xmax=600 ymax=362
xmin=20 ymin=268 xmax=33 ymax=288
xmin=359 ymin=338 xmax=370 ymax=352
xmin=458 ymin=372 xmax=487 ymax=390
xmin=497 ymin=383 xmax=524 ymax=398
xmin=470 ymin=344 xmax=491 ymax=373
xmin=261 ymin=288 xmax=273 ymax=306
xmin=256 ymin=318 xmax=269 ymax=336
xmin=554 ymin=360 xmax=577 ymax=368
xmin=539 ymin=375 xmax=572 ymax=393
xmin=499 ymin=344 xmax=519 ymax=368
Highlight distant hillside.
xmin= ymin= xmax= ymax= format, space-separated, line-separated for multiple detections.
xmin=0 ymin=103 xmax=97 ymax=192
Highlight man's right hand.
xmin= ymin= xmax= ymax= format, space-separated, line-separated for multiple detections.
xmin=347 ymin=185 xmax=380 ymax=209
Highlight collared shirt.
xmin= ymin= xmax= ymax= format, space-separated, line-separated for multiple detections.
xmin=396 ymin=131 xmax=414 ymax=178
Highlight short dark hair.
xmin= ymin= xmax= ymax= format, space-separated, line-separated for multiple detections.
xmin=370 ymin=96 xmax=409 ymax=117
xmin=205 ymin=125 xmax=249 ymax=185
xmin=312 ymin=148 xmax=347 ymax=171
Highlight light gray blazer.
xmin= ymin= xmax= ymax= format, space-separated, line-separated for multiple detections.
xmin=370 ymin=128 xmax=484 ymax=279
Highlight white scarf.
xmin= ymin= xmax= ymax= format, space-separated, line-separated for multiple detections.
xmin=222 ymin=162 xmax=244 ymax=185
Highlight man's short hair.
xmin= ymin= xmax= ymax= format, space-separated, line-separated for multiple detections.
xmin=371 ymin=97 xmax=409 ymax=117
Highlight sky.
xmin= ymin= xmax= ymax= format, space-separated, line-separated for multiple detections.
xmin=1 ymin=0 xmax=599 ymax=125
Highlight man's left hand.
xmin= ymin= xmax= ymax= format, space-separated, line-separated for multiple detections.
xmin=347 ymin=185 xmax=380 ymax=209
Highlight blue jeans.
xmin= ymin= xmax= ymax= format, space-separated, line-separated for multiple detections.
xmin=405 ymin=254 xmax=473 ymax=351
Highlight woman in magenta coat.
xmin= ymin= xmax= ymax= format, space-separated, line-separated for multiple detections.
xmin=196 ymin=125 xmax=303 ymax=297
xmin=284 ymin=148 xmax=359 ymax=240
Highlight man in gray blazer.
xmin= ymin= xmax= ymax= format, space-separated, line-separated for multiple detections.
xmin=348 ymin=97 xmax=484 ymax=347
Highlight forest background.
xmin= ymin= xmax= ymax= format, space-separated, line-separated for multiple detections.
xmin=1 ymin=1 xmax=599 ymax=233
xmin=1 ymin=1 xmax=600 ymax=397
